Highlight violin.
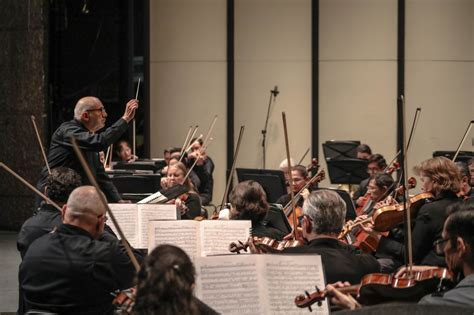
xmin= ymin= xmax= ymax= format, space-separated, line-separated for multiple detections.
xmin=295 ymin=267 xmax=454 ymax=309
xmin=339 ymin=192 xmax=433 ymax=254
xmin=112 ymin=287 xmax=136 ymax=313
xmin=229 ymin=236 xmax=305 ymax=254
xmin=371 ymin=192 xmax=434 ymax=232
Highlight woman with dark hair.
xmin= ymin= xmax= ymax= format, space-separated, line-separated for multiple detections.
xmin=229 ymin=180 xmax=286 ymax=240
xmin=132 ymin=244 xmax=218 ymax=315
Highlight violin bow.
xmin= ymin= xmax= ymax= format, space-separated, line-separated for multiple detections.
xmin=398 ymin=95 xmax=414 ymax=277
xmin=282 ymin=112 xmax=298 ymax=239
xmin=31 ymin=115 xmax=51 ymax=175
xmin=104 ymin=145 xmax=112 ymax=168
xmin=70 ymin=137 xmax=140 ymax=271
xmin=0 ymin=162 xmax=62 ymax=211
xmin=132 ymin=78 xmax=141 ymax=158
xmin=218 ymin=126 xmax=245 ymax=214
xmin=184 ymin=137 xmax=214 ymax=182
xmin=297 ymin=148 xmax=310 ymax=166
xmin=179 ymin=126 xmax=194 ymax=157
xmin=179 ymin=126 xmax=199 ymax=162
xmin=452 ymin=120 xmax=473 ymax=161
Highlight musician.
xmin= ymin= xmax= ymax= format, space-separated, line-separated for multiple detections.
xmin=17 ymin=167 xmax=81 ymax=259
xmin=375 ymin=157 xmax=462 ymax=268
xmin=468 ymin=159 xmax=474 ymax=187
xmin=37 ymin=96 xmax=138 ymax=203
xmin=164 ymin=162 xmax=202 ymax=220
xmin=356 ymin=144 xmax=372 ymax=160
xmin=229 ymin=180 xmax=286 ymax=240
xmin=358 ymin=173 xmax=394 ymax=216
xmin=353 ymin=154 xmax=387 ymax=205
xmin=456 ymin=161 xmax=473 ymax=200
xmin=282 ymin=190 xmax=380 ymax=284
xmin=115 ymin=139 xmax=138 ymax=162
xmin=188 ymin=137 xmax=214 ymax=205
xmin=276 ymin=165 xmax=310 ymax=207
xmin=132 ymin=244 xmax=218 ymax=315
xmin=20 ymin=186 xmax=142 ymax=314
xmin=324 ymin=205 xmax=474 ymax=309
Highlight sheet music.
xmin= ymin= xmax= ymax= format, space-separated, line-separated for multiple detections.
xmin=148 ymin=220 xmax=199 ymax=261
xmin=107 ymin=204 xmax=138 ymax=247
xmin=137 ymin=204 xmax=177 ymax=248
xmin=195 ymin=255 xmax=263 ymax=314
xmin=195 ymin=254 xmax=329 ymax=315
xmin=200 ymin=220 xmax=251 ymax=256
xmin=262 ymin=255 xmax=328 ymax=315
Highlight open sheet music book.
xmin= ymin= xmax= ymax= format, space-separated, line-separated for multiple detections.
xmin=107 ymin=203 xmax=179 ymax=248
xmin=148 ymin=220 xmax=251 ymax=261
xmin=195 ymin=254 xmax=329 ymax=315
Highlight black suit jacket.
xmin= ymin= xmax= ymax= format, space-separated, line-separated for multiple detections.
xmin=20 ymin=224 xmax=141 ymax=314
xmin=283 ymin=238 xmax=380 ymax=284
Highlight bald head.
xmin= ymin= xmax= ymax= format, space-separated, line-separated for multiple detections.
xmin=65 ymin=186 xmax=106 ymax=223
xmin=74 ymin=97 xmax=101 ymax=120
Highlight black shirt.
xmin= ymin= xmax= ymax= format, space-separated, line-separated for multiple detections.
xmin=37 ymin=119 xmax=129 ymax=202
xmin=282 ymin=238 xmax=380 ymax=284
xmin=20 ymin=224 xmax=140 ymax=314
xmin=17 ymin=204 xmax=62 ymax=259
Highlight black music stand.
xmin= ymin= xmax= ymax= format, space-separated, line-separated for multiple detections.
xmin=433 ymin=150 xmax=473 ymax=163
xmin=326 ymin=158 xmax=369 ymax=185
xmin=236 ymin=168 xmax=287 ymax=203
xmin=322 ymin=140 xmax=360 ymax=160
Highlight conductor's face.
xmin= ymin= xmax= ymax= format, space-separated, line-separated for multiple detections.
xmin=85 ymin=100 xmax=107 ymax=132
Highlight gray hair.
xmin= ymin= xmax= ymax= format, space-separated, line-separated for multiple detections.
xmin=66 ymin=186 xmax=106 ymax=221
xmin=73 ymin=96 xmax=100 ymax=120
xmin=303 ymin=190 xmax=346 ymax=235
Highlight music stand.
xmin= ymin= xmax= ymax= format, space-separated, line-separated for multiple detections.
xmin=326 ymin=158 xmax=369 ymax=185
xmin=236 ymin=168 xmax=287 ymax=203
xmin=433 ymin=151 xmax=473 ymax=163
xmin=262 ymin=204 xmax=292 ymax=235
xmin=322 ymin=140 xmax=360 ymax=160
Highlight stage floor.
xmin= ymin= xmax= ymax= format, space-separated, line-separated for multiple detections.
xmin=0 ymin=231 xmax=19 ymax=313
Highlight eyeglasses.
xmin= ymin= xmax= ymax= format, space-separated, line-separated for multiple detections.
xmin=433 ymin=237 xmax=452 ymax=255
xmin=87 ymin=107 xmax=106 ymax=113
xmin=97 ymin=214 xmax=108 ymax=222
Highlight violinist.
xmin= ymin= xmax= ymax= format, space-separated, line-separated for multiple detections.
xmin=37 ymin=96 xmax=139 ymax=204
xmin=456 ymin=161 xmax=473 ymax=201
xmin=356 ymin=144 xmax=372 ymax=160
xmin=163 ymin=162 xmax=202 ymax=220
xmin=373 ymin=157 xmax=462 ymax=269
xmin=115 ymin=139 xmax=138 ymax=162
xmin=132 ymin=244 xmax=218 ymax=315
xmin=322 ymin=205 xmax=474 ymax=309
xmin=282 ymin=190 xmax=380 ymax=284
xmin=188 ymin=137 xmax=214 ymax=205
xmin=19 ymin=186 xmax=142 ymax=314
xmin=276 ymin=165 xmax=310 ymax=209
xmin=229 ymin=180 xmax=286 ymax=240
xmin=353 ymin=154 xmax=387 ymax=206
xmin=17 ymin=167 xmax=81 ymax=259
xmin=358 ymin=173 xmax=395 ymax=216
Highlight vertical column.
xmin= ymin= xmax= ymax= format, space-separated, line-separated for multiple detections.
xmin=0 ymin=0 xmax=48 ymax=229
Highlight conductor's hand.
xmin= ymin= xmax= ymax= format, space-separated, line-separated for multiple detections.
xmin=122 ymin=99 xmax=139 ymax=123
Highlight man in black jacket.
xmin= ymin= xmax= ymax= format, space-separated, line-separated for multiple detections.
xmin=20 ymin=186 xmax=141 ymax=314
xmin=37 ymin=96 xmax=138 ymax=203
xmin=18 ymin=167 xmax=82 ymax=259
xmin=283 ymin=189 xmax=380 ymax=284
